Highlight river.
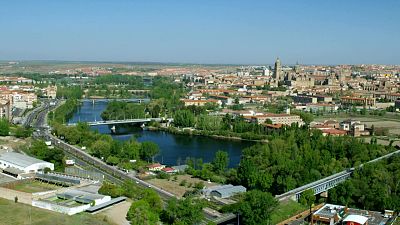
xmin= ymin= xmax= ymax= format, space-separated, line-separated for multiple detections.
xmin=68 ymin=100 xmax=254 ymax=168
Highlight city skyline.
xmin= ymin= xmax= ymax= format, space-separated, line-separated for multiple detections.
xmin=1 ymin=0 xmax=399 ymax=65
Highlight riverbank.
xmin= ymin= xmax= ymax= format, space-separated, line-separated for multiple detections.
xmin=148 ymin=126 xmax=269 ymax=143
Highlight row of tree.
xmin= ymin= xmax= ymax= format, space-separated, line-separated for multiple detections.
xmin=49 ymin=99 xmax=79 ymax=124
xmin=56 ymin=86 xmax=83 ymax=99
xmin=52 ymin=122 xmax=159 ymax=170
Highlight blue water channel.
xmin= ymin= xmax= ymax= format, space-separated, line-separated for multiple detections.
xmin=68 ymin=100 xmax=254 ymax=168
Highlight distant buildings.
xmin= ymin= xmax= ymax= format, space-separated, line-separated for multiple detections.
xmin=341 ymin=96 xmax=376 ymax=107
xmin=181 ymin=99 xmax=220 ymax=107
xmin=311 ymin=119 xmax=369 ymax=137
xmin=44 ymin=86 xmax=57 ymax=99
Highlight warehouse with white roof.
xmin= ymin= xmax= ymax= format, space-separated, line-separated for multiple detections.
xmin=0 ymin=152 xmax=54 ymax=176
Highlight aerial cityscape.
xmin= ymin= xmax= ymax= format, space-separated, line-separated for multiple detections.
xmin=0 ymin=1 xmax=400 ymax=225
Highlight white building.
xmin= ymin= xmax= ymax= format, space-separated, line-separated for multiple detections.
xmin=0 ymin=152 xmax=54 ymax=175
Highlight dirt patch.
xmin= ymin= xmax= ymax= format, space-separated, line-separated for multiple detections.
xmin=98 ymin=200 xmax=132 ymax=225
xmin=147 ymin=174 xmax=218 ymax=198
xmin=0 ymin=136 xmax=31 ymax=154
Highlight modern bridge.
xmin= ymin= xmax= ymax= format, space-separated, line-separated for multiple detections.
xmin=80 ymin=98 xmax=150 ymax=103
xmin=67 ymin=118 xmax=173 ymax=126
xmin=276 ymin=147 xmax=400 ymax=202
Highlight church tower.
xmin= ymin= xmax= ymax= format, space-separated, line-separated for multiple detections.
xmin=274 ymin=57 xmax=281 ymax=84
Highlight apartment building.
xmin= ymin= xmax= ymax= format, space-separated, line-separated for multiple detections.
xmin=341 ymin=96 xmax=376 ymax=106
xmin=247 ymin=113 xmax=304 ymax=126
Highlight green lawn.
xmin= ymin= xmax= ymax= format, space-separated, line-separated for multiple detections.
xmin=270 ymin=200 xmax=308 ymax=224
xmin=0 ymin=198 xmax=114 ymax=225
xmin=11 ymin=180 xmax=60 ymax=193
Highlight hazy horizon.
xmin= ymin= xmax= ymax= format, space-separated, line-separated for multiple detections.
xmin=1 ymin=0 xmax=399 ymax=65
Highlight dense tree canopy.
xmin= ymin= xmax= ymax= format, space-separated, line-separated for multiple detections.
xmin=329 ymin=155 xmax=400 ymax=211
xmin=160 ymin=197 xmax=205 ymax=225
xmin=101 ymin=101 xmax=146 ymax=120
xmin=237 ymin=127 xmax=394 ymax=195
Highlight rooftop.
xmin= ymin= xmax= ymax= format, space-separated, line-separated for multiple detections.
xmin=0 ymin=152 xmax=48 ymax=168
xmin=343 ymin=215 xmax=368 ymax=224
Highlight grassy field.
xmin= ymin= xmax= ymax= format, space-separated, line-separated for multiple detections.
xmin=0 ymin=198 xmax=114 ymax=225
xmin=147 ymin=174 xmax=218 ymax=197
xmin=270 ymin=200 xmax=308 ymax=224
xmin=314 ymin=115 xmax=400 ymax=136
xmin=10 ymin=180 xmax=60 ymax=193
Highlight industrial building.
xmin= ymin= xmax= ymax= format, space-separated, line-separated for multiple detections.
xmin=0 ymin=152 xmax=54 ymax=177
xmin=203 ymin=184 xmax=246 ymax=199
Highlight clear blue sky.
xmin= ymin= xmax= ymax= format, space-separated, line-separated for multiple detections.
xmin=1 ymin=0 xmax=399 ymax=65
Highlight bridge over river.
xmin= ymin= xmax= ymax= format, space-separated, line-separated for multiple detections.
xmin=67 ymin=117 xmax=173 ymax=126
xmin=80 ymin=98 xmax=150 ymax=103
xmin=276 ymin=146 xmax=400 ymax=202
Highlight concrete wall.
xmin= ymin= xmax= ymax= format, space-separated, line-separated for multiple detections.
xmin=32 ymin=200 xmax=91 ymax=215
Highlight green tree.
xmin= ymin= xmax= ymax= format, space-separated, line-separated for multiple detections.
xmin=173 ymin=110 xmax=195 ymax=127
xmin=106 ymin=156 xmax=120 ymax=165
xmin=299 ymin=189 xmax=316 ymax=206
xmin=161 ymin=197 xmax=204 ymax=225
xmin=28 ymin=140 xmax=65 ymax=171
xmin=14 ymin=126 xmax=32 ymax=138
xmin=212 ymin=150 xmax=229 ymax=174
xmin=229 ymin=190 xmax=278 ymax=225
xmin=0 ymin=119 xmax=10 ymax=136
xmin=140 ymin=141 xmax=160 ymax=162
xmin=90 ymin=140 xmax=112 ymax=159
xmin=127 ymin=200 xmax=159 ymax=225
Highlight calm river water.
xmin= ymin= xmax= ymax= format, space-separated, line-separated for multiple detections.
xmin=68 ymin=100 xmax=254 ymax=167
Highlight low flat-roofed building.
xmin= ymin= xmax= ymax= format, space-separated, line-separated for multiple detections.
xmin=341 ymin=96 xmax=376 ymax=106
xmin=172 ymin=165 xmax=188 ymax=173
xmin=311 ymin=204 xmax=347 ymax=225
xmin=146 ymin=163 xmax=165 ymax=172
xmin=210 ymin=185 xmax=246 ymax=198
xmin=343 ymin=215 xmax=368 ymax=225
xmin=203 ymin=184 xmax=246 ymax=199
xmin=248 ymin=113 xmax=304 ymax=126
xmin=0 ymin=152 xmax=54 ymax=175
